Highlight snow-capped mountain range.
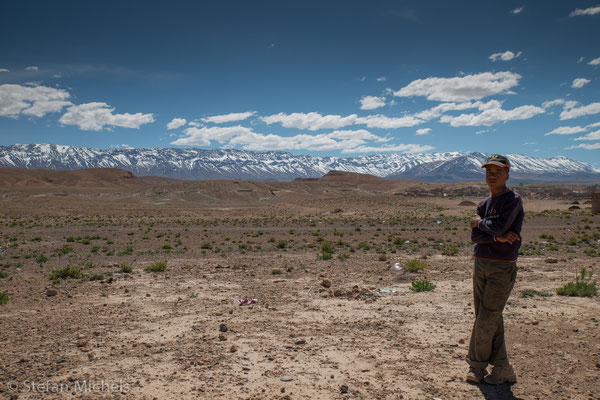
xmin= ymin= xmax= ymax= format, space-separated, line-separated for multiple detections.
xmin=1 ymin=143 xmax=599 ymax=183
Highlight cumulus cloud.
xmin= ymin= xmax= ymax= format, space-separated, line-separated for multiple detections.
xmin=59 ymin=102 xmax=155 ymax=131
xmin=414 ymin=101 xmax=479 ymax=120
xmin=416 ymin=128 xmax=431 ymax=135
xmin=511 ymin=7 xmax=523 ymax=14
xmin=354 ymin=114 xmax=422 ymax=128
xmin=360 ymin=96 xmax=386 ymax=110
xmin=573 ymin=130 xmax=600 ymax=141
xmin=542 ymin=99 xmax=565 ymax=109
xmin=560 ymin=102 xmax=600 ymax=120
xmin=394 ymin=71 xmax=521 ymax=102
xmin=544 ymin=126 xmax=587 ymax=136
xmin=588 ymin=57 xmax=600 ymax=65
xmin=586 ymin=121 xmax=600 ymax=128
xmin=341 ymin=144 xmax=434 ymax=154
xmin=566 ymin=142 xmax=600 ymax=150
xmin=0 ymin=83 xmax=71 ymax=118
xmin=166 ymin=118 xmax=187 ymax=130
xmin=439 ymin=102 xmax=545 ymax=127
xmin=572 ymin=78 xmax=591 ymax=88
xmin=171 ymin=125 xmax=255 ymax=146
xmin=569 ymin=5 xmax=600 ymax=16
xmin=25 ymin=66 xmax=38 ymax=71
xmin=170 ymin=124 xmax=426 ymax=154
xmin=261 ymin=112 xmax=358 ymax=131
xmin=201 ymin=111 xmax=255 ymax=124
xmin=489 ymin=51 xmax=522 ymax=62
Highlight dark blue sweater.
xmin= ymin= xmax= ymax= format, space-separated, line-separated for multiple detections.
xmin=471 ymin=189 xmax=524 ymax=261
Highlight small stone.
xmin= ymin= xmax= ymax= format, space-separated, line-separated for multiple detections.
xmin=295 ymin=339 xmax=306 ymax=345
xmin=76 ymin=340 xmax=87 ymax=347
xmin=146 ymin=293 xmax=151 ymax=297
xmin=544 ymin=258 xmax=558 ymax=264
xmin=321 ymin=280 xmax=332 ymax=288
xmin=458 ymin=338 xmax=465 ymax=344
xmin=46 ymin=288 xmax=58 ymax=297
xmin=340 ymin=385 xmax=349 ymax=394
xmin=229 ymin=345 xmax=237 ymax=352
xmin=530 ymin=320 xmax=540 ymax=325
xmin=219 ymin=334 xmax=227 ymax=341
xmin=280 ymin=376 xmax=293 ymax=382
xmin=219 ymin=323 xmax=228 ymax=332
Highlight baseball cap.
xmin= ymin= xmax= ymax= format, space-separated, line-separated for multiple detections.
xmin=481 ymin=154 xmax=510 ymax=171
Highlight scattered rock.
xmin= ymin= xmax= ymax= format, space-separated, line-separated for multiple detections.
xmin=46 ymin=288 xmax=58 ymax=297
xmin=530 ymin=320 xmax=540 ymax=325
xmin=340 ymin=385 xmax=349 ymax=394
xmin=280 ymin=376 xmax=293 ymax=382
xmin=545 ymin=258 xmax=558 ymax=264
xmin=219 ymin=323 xmax=228 ymax=332
xmin=295 ymin=339 xmax=306 ymax=345
xmin=458 ymin=338 xmax=465 ymax=344
xmin=568 ymin=205 xmax=580 ymax=210
xmin=229 ymin=345 xmax=237 ymax=353
xmin=219 ymin=334 xmax=227 ymax=341
xmin=321 ymin=280 xmax=331 ymax=288
xmin=76 ymin=340 xmax=88 ymax=347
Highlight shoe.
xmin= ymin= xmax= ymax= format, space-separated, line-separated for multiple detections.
xmin=484 ymin=364 xmax=517 ymax=384
xmin=465 ymin=367 xmax=487 ymax=383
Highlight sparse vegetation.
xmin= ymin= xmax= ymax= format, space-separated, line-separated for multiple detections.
xmin=410 ymin=280 xmax=436 ymax=292
xmin=49 ymin=266 xmax=83 ymax=280
xmin=405 ymin=258 xmax=427 ymax=272
xmin=0 ymin=291 xmax=8 ymax=305
xmin=521 ymin=289 xmax=553 ymax=298
xmin=556 ymin=268 xmax=597 ymax=297
xmin=145 ymin=261 xmax=167 ymax=272
xmin=118 ymin=264 xmax=133 ymax=273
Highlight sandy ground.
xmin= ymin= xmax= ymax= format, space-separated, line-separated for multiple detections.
xmin=0 ymin=186 xmax=599 ymax=400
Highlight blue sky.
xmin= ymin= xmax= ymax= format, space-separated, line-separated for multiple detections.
xmin=1 ymin=1 xmax=599 ymax=165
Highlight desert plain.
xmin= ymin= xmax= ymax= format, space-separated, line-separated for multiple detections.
xmin=0 ymin=168 xmax=598 ymax=400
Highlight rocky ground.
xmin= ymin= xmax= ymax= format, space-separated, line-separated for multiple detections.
xmin=0 ymin=180 xmax=599 ymax=400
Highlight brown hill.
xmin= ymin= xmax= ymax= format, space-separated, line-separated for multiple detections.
xmin=0 ymin=168 xmax=151 ymax=188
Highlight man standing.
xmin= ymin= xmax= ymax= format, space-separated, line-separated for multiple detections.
xmin=466 ymin=154 xmax=524 ymax=385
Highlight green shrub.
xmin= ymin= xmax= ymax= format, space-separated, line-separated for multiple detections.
xmin=441 ymin=245 xmax=459 ymax=256
xmin=0 ymin=271 xmax=9 ymax=279
xmin=145 ymin=261 xmax=167 ymax=272
xmin=0 ymin=291 xmax=8 ymax=305
xmin=57 ymin=246 xmax=73 ymax=255
xmin=405 ymin=258 xmax=427 ymax=272
xmin=277 ymin=240 xmax=287 ymax=249
xmin=556 ymin=268 xmax=597 ymax=297
xmin=410 ymin=280 xmax=436 ymax=292
xmin=118 ymin=246 xmax=133 ymax=255
xmin=118 ymin=264 xmax=132 ymax=273
xmin=271 ymin=269 xmax=282 ymax=275
xmin=162 ymin=243 xmax=173 ymax=250
xmin=35 ymin=254 xmax=49 ymax=263
xmin=358 ymin=242 xmax=371 ymax=251
xmin=200 ymin=242 xmax=212 ymax=250
xmin=49 ymin=266 xmax=82 ymax=280
xmin=89 ymin=274 xmax=104 ymax=281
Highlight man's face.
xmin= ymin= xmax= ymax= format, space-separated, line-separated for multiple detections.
xmin=485 ymin=164 xmax=509 ymax=191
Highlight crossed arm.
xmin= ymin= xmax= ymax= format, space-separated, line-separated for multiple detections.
xmin=470 ymin=216 xmax=520 ymax=244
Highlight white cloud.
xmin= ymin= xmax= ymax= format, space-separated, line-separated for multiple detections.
xmin=341 ymin=144 xmax=434 ymax=154
xmin=569 ymin=5 xmax=600 ymax=16
xmin=544 ymin=126 xmax=587 ymax=136
xmin=416 ymin=128 xmax=431 ymax=135
xmin=564 ymin=100 xmax=579 ymax=110
xmin=572 ymin=78 xmax=591 ymax=88
xmin=560 ymin=102 xmax=600 ymax=120
xmin=171 ymin=125 xmax=255 ymax=146
xmin=578 ymin=57 xmax=585 ymax=63
xmin=0 ymin=83 xmax=71 ymax=118
xmin=52 ymin=74 xmax=62 ymax=78
xmin=394 ymin=71 xmax=521 ymax=102
xmin=360 ymin=96 xmax=386 ymax=110
xmin=355 ymin=114 xmax=422 ymax=128
xmin=25 ymin=66 xmax=38 ymax=71
xmin=166 ymin=118 xmax=187 ymax=130
xmin=574 ymin=130 xmax=600 ymax=141
xmin=414 ymin=101 xmax=479 ymax=120
xmin=586 ymin=121 xmax=600 ymax=128
xmin=261 ymin=112 xmax=358 ymax=131
xmin=201 ymin=111 xmax=255 ymax=124
xmin=489 ymin=51 xmax=522 ymax=62
xmin=0 ymin=69 xmax=9 ymax=72
xmin=59 ymin=102 xmax=155 ymax=131
xmin=440 ymin=103 xmax=545 ymax=127
xmin=376 ymin=76 xmax=387 ymax=82
xmin=542 ymin=99 xmax=565 ymax=109
xmin=588 ymin=57 xmax=600 ymax=66
xmin=326 ymin=129 xmax=385 ymax=141
xmin=566 ymin=142 xmax=600 ymax=150
xmin=511 ymin=7 xmax=523 ymax=14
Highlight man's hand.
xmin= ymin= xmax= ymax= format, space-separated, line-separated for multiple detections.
xmin=495 ymin=232 xmax=520 ymax=244
xmin=470 ymin=216 xmax=481 ymax=229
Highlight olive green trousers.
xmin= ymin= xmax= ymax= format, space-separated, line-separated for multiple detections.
xmin=466 ymin=257 xmax=517 ymax=369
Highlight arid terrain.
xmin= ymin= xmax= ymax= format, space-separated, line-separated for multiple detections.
xmin=0 ymin=169 xmax=598 ymax=400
